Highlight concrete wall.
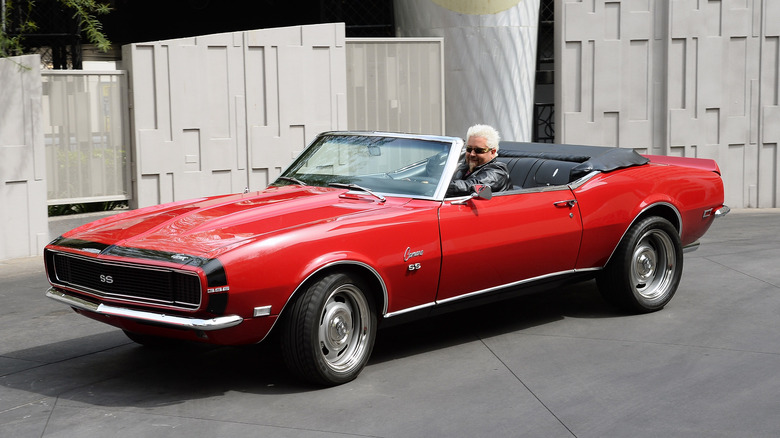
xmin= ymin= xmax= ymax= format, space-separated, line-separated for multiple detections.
xmin=122 ymin=23 xmax=348 ymax=208
xmin=0 ymin=55 xmax=49 ymax=260
xmin=557 ymin=0 xmax=780 ymax=208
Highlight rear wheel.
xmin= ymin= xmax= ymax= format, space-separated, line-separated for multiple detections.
xmin=281 ymin=272 xmax=377 ymax=386
xmin=597 ymin=216 xmax=683 ymax=313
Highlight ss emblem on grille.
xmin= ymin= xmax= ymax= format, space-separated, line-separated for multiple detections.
xmin=99 ymin=274 xmax=114 ymax=284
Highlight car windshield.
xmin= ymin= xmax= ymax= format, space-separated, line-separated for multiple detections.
xmin=273 ymin=134 xmax=454 ymax=198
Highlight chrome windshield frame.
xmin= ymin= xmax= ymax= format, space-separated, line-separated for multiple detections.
xmin=275 ymin=131 xmax=465 ymax=202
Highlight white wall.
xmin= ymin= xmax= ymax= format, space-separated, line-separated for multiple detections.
xmin=0 ymin=55 xmax=49 ymax=261
xmin=557 ymin=0 xmax=780 ymax=208
xmin=122 ymin=23 xmax=348 ymax=208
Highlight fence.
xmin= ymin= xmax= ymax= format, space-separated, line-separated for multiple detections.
xmin=41 ymin=70 xmax=131 ymax=206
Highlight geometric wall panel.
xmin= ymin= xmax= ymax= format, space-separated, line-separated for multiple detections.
xmin=0 ymin=55 xmax=49 ymax=260
xmin=557 ymin=0 xmax=780 ymax=208
xmin=123 ymin=24 xmax=348 ymax=208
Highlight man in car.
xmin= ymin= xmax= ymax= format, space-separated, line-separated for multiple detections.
xmin=446 ymin=124 xmax=513 ymax=197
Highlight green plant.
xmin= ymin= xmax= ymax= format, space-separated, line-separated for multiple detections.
xmin=0 ymin=0 xmax=37 ymax=58
xmin=1 ymin=0 xmax=111 ymax=58
xmin=65 ymin=0 xmax=111 ymax=52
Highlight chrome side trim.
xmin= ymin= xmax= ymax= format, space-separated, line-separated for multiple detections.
xmin=381 ymin=267 xmax=603 ymax=319
xmin=384 ymin=301 xmax=436 ymax=318
xmin=46 ymin=288 xmax=243 ymax=331
xmin=568 ymin=171 xmax=599 ymax=189
xmin=435 ymin=269 xmax=580 ymax=306
xmin=683 ymin=241 xmax=700 ymax=253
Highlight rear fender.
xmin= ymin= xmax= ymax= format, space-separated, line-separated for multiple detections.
xmin=643 ymin=155 xmax=721 ymax=175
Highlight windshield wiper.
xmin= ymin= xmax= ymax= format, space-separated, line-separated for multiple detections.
xmin=277 ymin=176 xmax=307 ymax=186
xmin=329 ymin=183 xmax=386 ymax=203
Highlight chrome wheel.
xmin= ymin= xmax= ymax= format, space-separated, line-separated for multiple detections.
xmin=630 ymin=229 xmax=676 ymax=301
xmin=597 ymin=216 xmax=683 ymax=313
xmin=281 ymin=272 xmax=377 ymax=386
xmin=318 ymin=284 xmax=372 ymax=373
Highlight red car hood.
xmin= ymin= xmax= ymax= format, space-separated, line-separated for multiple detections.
xmin=60 ymin=186 xmax=398 ymax=258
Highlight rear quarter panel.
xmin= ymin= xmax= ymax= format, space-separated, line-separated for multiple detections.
xmin=574 ymin=163 xmax=724 ymax=269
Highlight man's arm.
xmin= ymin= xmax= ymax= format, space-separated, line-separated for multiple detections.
xmin=446 ymin=161 xmax=512 ymax=197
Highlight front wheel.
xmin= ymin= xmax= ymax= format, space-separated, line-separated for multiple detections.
xmin=281 ymin=272 xmax=377 ymax=386
xmin=597 ymin=216 xmax=683 ymax=313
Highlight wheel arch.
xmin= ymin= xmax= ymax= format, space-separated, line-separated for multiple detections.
xmin=282 ymin=260 xmax=388 ymax=319
xmin=635 ymin=202 xmax=682 ymax=235
xmin=603 ymin=201 xmax=682 ymax=268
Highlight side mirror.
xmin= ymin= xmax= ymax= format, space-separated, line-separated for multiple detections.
xmin=472 ymin=184 xmax=492 ymax=200
xmin=450 ymin=184 xmax=492 ymax=205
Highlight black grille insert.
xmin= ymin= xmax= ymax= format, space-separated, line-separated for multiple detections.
xmin=49 ymin=252 xmax=201 ymax=310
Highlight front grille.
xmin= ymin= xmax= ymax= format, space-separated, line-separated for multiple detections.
xmin=48 ymin=251 xmax=201 ymax=310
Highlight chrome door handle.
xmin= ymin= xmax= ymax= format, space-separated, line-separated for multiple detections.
xmin=554 ymin=199 xmax=577 ymax=208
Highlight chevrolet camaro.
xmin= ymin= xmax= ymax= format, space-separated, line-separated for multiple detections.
xmin=44 ymin=131 xmax=729 ymax=385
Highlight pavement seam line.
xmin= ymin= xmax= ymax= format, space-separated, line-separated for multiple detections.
xmin=703 ymin=256 xmax=780 ymax=289
xmin=515 ymin=332 xmax=780 ymax=357
xmin=479 ymin=338 xmax=578 ymax=438
xmin=36 ymin=402 xmax=382 ymax=437
xmin=0 ymin=397 xmax=50 ymax=416
xmin=0 ymin=342 xmax=133 ymax=378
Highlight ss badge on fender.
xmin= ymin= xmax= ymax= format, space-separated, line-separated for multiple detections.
xmin=404 ymin=247 xmax=423 ymax=271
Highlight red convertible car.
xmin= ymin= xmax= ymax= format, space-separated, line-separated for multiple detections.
xmin=44 ymin=131 xmax=728 ymax=385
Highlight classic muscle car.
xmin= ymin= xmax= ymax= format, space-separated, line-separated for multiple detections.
xmin=44 ymin=131 xmax=729 ymax=385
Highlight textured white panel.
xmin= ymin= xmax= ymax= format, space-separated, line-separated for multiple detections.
xmin=557 ymin=0 xmax=779 ymax=207
xmin=758 ymin=143 xmax=777 ymax=208
xmin=125 ymin=23 xmax=347 ymax=206
xmin=0 ymin=55 xmax=48 ymax=260
xmin=394 ymin=0 xmax=540 ymax=141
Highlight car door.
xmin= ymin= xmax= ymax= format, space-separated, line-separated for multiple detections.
xmin=436 ymin=188 xmax=583 ymax=303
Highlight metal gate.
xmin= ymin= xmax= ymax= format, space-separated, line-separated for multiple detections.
xmin=41 ymin=70 xmax=131 ymax=206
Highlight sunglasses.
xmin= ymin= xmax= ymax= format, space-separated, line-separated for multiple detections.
xmin=466 ymin=146 xmax=493 ymax=154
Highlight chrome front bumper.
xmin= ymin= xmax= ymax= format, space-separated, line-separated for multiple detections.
xmin=46 ymin=288 xmax=243 ymax=331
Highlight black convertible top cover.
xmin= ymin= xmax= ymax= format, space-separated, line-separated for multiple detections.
xmin=498 ymin=141 xmax=649 ymax=179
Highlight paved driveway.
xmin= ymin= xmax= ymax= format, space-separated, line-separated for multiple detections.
xmin=2 ymin=210 xmax=779 ymax=437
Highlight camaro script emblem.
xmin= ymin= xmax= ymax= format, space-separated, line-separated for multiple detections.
xmin=403 ymin=247 xmax=424 ymax=262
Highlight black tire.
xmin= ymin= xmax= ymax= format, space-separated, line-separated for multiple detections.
xmin=281 ymin=272 xmax=377 ymax=386
xmin=597 ymin=216 xmax=683 ymax=313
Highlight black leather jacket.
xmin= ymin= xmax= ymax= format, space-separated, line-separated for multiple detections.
xmin=446 ymin=158 xmax=513 ymax=197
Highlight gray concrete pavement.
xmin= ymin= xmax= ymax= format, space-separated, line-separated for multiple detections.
xmin=2 ymin=209 xmax=779 ymax=437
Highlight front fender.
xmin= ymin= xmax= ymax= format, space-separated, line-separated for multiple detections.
xmin=215 ymin=203 xmax=442 ymax=325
